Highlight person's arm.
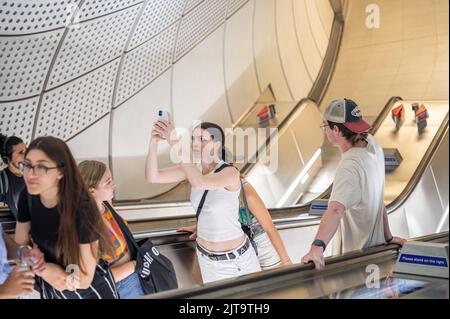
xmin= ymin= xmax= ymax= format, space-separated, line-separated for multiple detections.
xmin=77 ymin=242 xmax=101 ymax=289
xmin=38 ymin=241 xmax=101 ymax=291
xmin=110 ymin=261 xmax=136 ymax=283
xmin=176 ymin=224 xmax=197 ymax=240
xmin=301 ymin=201 xmax=345 ymax=270
xmin=383 ymin=206 xmax=393 ymax=242
xmin=14 ymin=221 xmax=31 ymax=246
xmin=14 ymin=214 xmax=46 ymax=273
xmin=38 ymin=242 xmax=101 ymax=291
xmin=243 ymin=183 xmax=291 ymax=265
xmin=3 ymin=232 xmax=18 ymax=260
xmin=0 ymin=266 xmax=35 ymax=299
xmin=180 ymin=164 xmax=240 ymax=190
xmin=312 ymin=201 xmax=345 ymax=246
xmin=145 ymin=124 xmax=186 ymax=184
xmin=383 ymin=206 xmax=407 ymax=245
xmin=31 ymin=262 xmax=70 ymax=291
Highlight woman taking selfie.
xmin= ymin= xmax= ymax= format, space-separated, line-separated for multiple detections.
xmin=146 ymin=114 xmax=261 ymax=283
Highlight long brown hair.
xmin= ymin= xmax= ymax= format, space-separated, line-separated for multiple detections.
xmin=78 ymin=160 xmax=107 ymax=190
xmin=25 ymin=136 xmax=113 ymax=274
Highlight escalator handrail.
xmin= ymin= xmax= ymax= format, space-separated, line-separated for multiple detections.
xmin=386 ymin=113 xmax=449 ymax=213
xmin=144 ymin=231 xmax=449 ymax=299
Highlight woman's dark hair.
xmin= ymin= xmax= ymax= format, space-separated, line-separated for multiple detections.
xmin=0 ymin=133 xmax=24 ymax=164
xmin=195 ymin=122 xmax=227 ymax=161
xmin=327 ymin=121 xmax=368 ymax=146
xmin=25 ymin=136 xmax=113 ymax=274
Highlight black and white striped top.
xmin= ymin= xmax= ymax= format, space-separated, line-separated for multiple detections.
xmin=38 ymin=260 xmax=119 ymax=299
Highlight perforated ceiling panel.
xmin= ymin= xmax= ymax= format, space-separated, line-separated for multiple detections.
xmin=174 ymin=0 xmax=227 ymax=61
xmin=0 ymin=0 xmax=79 ymax=35
xmin=128 ymin=0 xmax=185 ymax=50
xmin=184 ymin=0 xmax=204 ymax=14
xmin=226 ymin=0 xmax=249 ymax=18
xmin=36 ymin=59 xmax=119 ymax=140
xmin=78 ymin=0 xmax=142 ymax=21
xmin=46 ymin=6 xmax=140 ymax=90
xmin=116 ymin=23 xmax=178 ymax=106
xmin=0 ymin=97 xmax=39 ymax=143
xmin=0 ymin=30 xmax=63 ymax=101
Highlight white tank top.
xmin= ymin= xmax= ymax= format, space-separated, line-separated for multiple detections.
xmin=191 ymin=161 xmax=243 ymax=242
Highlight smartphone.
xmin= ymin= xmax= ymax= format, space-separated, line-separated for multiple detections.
xmin=157 ymin=109 xmax=169 ymax=122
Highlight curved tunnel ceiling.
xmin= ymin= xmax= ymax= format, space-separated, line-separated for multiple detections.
xmin=0 ymin=0 xmax=335 ymax=200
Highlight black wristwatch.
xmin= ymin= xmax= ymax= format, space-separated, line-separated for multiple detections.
xmin=312 ymin=239 xmax=327 ymax=251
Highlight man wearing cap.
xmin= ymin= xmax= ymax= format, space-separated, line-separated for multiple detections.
xmin=301 ymin=98 xmax=406 ymax=270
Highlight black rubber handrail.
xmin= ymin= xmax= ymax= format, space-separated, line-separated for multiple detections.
xmin=144 ymin=231 xmax=449 ymax=299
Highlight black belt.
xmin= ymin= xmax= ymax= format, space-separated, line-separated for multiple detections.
xmin=196 ymin=238 xmax=251 ymax=261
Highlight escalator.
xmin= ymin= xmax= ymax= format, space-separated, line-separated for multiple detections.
xmin=0 ymin=1 xmax=447 ymax=299
xmin=0 ymin=94 xmax=447 ymax=294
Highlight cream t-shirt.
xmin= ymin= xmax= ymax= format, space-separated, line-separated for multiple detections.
xmin=330 ymin=134 xmax=386 ymax=254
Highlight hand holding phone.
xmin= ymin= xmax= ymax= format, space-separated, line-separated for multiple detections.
xmin=151 ymin=109 xmax=170 ymax=143
xmin=157 ymin=109 xmax=169 ymax=123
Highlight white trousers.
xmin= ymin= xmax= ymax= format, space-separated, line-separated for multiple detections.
xmin=254 ymin=232 xmax=281 ymax=270
xmin=197 ymin=239 xmax=261 ymax=284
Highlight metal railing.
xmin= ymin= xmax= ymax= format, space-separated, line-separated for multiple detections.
xmin=144 ymin=231 xmax=449 ymax=299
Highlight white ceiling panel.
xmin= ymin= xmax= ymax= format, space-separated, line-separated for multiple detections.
xmin=0 ymin=30 xmax=63 ymax=101
xmin=36 ymin=59 xmax=119 ymax=140
xmin=116 ymin=23 xmax=178 ymax=106
xmin=0 ymin=0 xmax=78 ymax=35
xmin=0 ymin=96 xmax=39 ymax=143
xmin=78 ymin=0 xmax=143 ymax=21
xmin=174 ymin=0 xmax=227 ymax=61
xmin=128 ymin=0 xmax=185 ymax=50
xmin=47 ymin=5 xmax=140 ymax=89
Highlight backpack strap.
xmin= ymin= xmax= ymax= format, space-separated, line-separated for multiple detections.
xmin=0 ymin=170 xmax=8 ymax=202
xmin=104 ymin=201 xmax=173 ymax=271
xmin=103 ymin=201 xmax=139 ymax=253
xmin=239 ymin=180 xmax=253 ymax=227
xmin=195 ymin=163 xmax=231 ymax=220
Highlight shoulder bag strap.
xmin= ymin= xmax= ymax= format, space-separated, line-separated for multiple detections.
xmin=0 ymin=170 xmax=8 ymax=198
xmin=195 ymin=163 xmax=231 ymax=220
xmin=240 ymin=180 xmax=253 ymax=227
xmin=104 ymin=201 xmax=139 ymax=253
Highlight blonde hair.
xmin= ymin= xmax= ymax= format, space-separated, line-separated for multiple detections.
xmin=78 ymin=160 xmax=107 ymax=190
